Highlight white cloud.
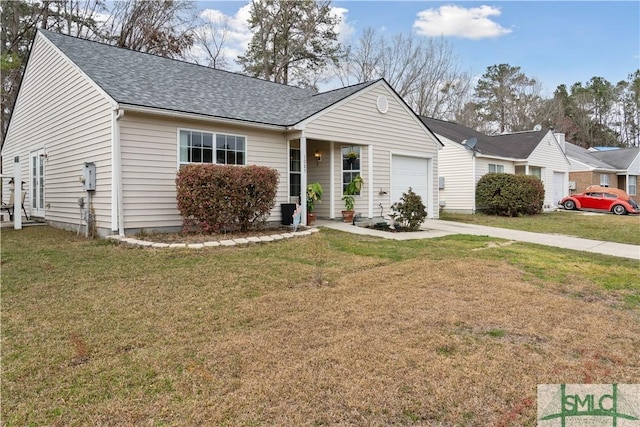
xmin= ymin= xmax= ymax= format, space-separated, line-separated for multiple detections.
xmin=413 ymin=5 xmax=512 ymax=39
xmin=330 ymin=6 xmax=356 ymax=44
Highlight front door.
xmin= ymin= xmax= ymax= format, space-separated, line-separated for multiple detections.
xmin=30 ymin=149 xmax=45 ymax=217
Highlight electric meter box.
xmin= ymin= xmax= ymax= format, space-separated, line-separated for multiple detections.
xmin=83 ymin=162 xmax=96 ymax=191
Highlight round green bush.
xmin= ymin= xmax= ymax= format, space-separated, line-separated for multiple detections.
xmin=476 ymin=173 xmax=545 ymax=217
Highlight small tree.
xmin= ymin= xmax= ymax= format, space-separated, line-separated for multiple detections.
xmin=238 ymin=0 xmax=341 ymax=88
xmin=391 ymin=188 xmax=427 ymax=231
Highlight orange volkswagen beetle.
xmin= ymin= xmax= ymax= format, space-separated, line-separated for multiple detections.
xmin=560 ymin=186 xmax=640 ymax=215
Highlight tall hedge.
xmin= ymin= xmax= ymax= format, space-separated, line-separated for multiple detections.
xmin=476 ymin=173 xmax=545 ymax=216
xmin=176 ymin=164 xmax=279 ymax=232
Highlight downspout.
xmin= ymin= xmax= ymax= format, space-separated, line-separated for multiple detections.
xmin=111 ymin=107 xmax=125 ymax=236
xmin=471 ymin=150 xmax=477 ymax=213
xmin=368 ymin=144 xmax=373 ymax=218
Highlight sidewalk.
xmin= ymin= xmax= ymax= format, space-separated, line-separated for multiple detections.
xmin=316 ymin=219 xmax=640 ymax=261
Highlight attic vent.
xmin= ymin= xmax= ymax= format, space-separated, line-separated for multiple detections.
xmin=376 ymin=95 xmax=389 ymax=114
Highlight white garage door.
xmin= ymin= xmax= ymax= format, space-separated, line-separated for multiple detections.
xmin=392 ymin=155 xmax=429 ymax=206
xmin=553 ymin=171 xmax=566 ymax=206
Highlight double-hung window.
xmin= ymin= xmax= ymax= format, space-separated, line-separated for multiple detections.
xmin=179 ymin=129 xmax=246 ymax=166
xmin=488 ymin=164 xmax=504 ymax=173
xmin=629 ymin=176 xmax=637 ymax=196
xmin=289 ymin=148 xmax=301 ymax=199
xmin=530 ymin=167 xmax=542 ymax=180
xmin=599 ymin=173 xmax=610 ymax=187
xmin=342 ymin=146 xmax=361 ymax=194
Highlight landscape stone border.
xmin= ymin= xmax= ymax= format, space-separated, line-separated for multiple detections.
xmin=104 ymin=228 xmax=320 ymax=249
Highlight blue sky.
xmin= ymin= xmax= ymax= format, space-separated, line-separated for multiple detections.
xmin=196 ymin=1 xmax=640 ymax=96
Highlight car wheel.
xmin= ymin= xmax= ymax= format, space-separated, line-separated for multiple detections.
xmin=612 ymin=204 xmax=627 ymax=215
xmin=563 ymin=200 xmax=576 ymax=210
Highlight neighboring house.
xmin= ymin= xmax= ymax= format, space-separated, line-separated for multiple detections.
xmin=1 ymin=30 xmax=442 ymax=236
xmin=420 ymin=117 xmax=571 ymax=213
xmin=565 ymin=144 xmax=640 ymax=197
xmin=564 ymin=142 xmax=624 ymax=194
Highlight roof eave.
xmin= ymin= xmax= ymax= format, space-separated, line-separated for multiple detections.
xmin=118 ymin=103 xmax=288 ymax=131
xmin=475 ymin=152 xmax=527 ymax=162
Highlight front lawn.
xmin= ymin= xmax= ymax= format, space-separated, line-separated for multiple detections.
xmin=440 ymin=210 xmax=640 ymax=245
xmin=2 ymin=227 xmax=639 ymax=425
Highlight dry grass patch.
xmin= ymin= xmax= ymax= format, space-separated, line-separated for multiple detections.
xmin=2 ymin=227 xmax=639 ymax=426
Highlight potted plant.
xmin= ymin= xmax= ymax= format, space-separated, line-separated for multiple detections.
xmin=341 ymin=175 xmax=363 ymax=222
xmin=341 ymin=195 xmax=355 ymax=223
xmin=345 ymin=150 xmax=358 ymax=166
xmin=306 ymin=182 xmax=323 ymax=225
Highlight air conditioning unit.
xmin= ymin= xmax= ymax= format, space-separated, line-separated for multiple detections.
xmin=568 ymin=181 xmax=576 ymax=190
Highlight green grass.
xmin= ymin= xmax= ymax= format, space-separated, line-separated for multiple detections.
xmin=2 ymin=226 xmax=639 ymax=425
xmin=439 ymin=211 xmax=640 ymax=245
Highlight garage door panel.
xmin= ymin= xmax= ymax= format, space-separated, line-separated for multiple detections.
xmin=392 ymin=155 xmax=428 ymax=205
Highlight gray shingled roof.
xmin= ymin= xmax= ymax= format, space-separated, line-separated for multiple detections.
xmin=419 ymin=116 xmax=545 ymax=158
xmin=40 ymin=30 xmax=377 ymax=126
xmin=589 ymin=147 xmax=640 ymax=169
xmin=565 ymin=142 xmax=619 ymax=170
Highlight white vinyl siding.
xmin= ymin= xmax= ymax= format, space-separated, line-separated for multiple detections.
xmin=436 ymin=137 xmax=475 ymax=213
xmin=1 ymin=33 xmax=113 ymax=230
xmin=302 ymin=84 xmax=439 ymax=219
xmin=119 ymin=113 xmax=289 ymax=231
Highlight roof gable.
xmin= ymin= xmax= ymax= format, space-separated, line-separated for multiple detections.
xmin=39 ymin=30 xmax=376 ymax=127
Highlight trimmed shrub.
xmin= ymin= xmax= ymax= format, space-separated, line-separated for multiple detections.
xmin=391 ymin=187 xmax=427 ymax=230
xmin=176 ymin=164 xmax=279 ymax=233
xmin=476 ymin=173 xmax=545 ymax=217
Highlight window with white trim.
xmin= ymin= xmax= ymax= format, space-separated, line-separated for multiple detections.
xmin=342 ymin=146 xmax=361 ymax=194
xmin=488 ymin=164 xmax=504 ymax=173
xmin=629 ymin=176 xmax=637 ymax=196
xmin=530 ymin=167 xmax=542 ymax=180
xmin=599 ymin=173 xmax=610 ymax=187
xmin=179 ymin=129 xmax=245 ymax=165
xmin=289 ymin=148 xmax=301 ymax=199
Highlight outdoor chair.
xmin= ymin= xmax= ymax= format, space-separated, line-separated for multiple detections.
xmin=1 ymin=191 xmax=29 ymax=221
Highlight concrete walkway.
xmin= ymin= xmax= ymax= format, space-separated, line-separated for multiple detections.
xmin=316 ymin=219 xmax=640 ymax=261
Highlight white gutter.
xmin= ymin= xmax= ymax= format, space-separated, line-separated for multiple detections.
xmin=475 ymin=153 xmax=528 ymax=162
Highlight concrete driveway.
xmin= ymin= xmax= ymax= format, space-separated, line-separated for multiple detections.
xmin=316 ymin=219 xmax=640 ymax=261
